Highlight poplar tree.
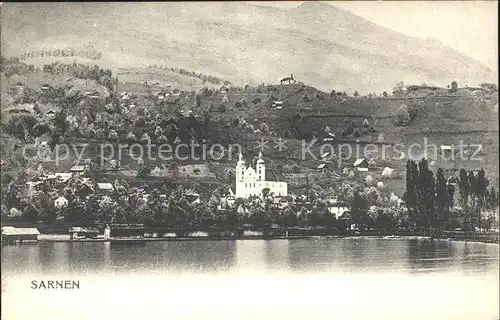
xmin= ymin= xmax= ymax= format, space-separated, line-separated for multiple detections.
xmin=415 ymin=159 xmax=436 ymax=234
xmin=435 ymin=168 xmax=449 ymax=234
xmin=458 ymin=169 xmax=470 ymax=207
xmin=403 ymin=160 xmax=418 ymax=232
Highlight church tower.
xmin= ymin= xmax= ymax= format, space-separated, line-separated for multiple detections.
xmin=236 ymin=153 xmax=245 ymax=182
xmin=256 ymin=151 xmax=265 ymax=181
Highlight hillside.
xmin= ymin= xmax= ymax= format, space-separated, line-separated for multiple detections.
xmin=198 ymin=83 xmax=499 ymax=191
xmin=1 ymin=2 xmax=496 ymax=93
xmin=0 ymin=55 xmax=498 ymax=210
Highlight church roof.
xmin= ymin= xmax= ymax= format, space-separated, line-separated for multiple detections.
xmin=265 ymin=169 xmax=286 ymax=182
xmin=257 ymin=151 xmax=265 ymax=164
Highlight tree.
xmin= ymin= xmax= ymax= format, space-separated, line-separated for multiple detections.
xmin=435 ymin=168 xmax=449 ymax=233
xmin=353 ymin=128 xmax=360 ymax=137
xmin=126 ymin=132 xmax=137 ymax=143
xmin=4 ymin=182 xmax=20 ymax=209
xmin=415 ymin=159 xmax=436 ymax=235
xmin=353 ymin=91 xmax=359 ymax=97
xmin=217 ymin=104 xmax=226 ymax=113
xmin=351 ymin=190 xmax=369 ymax=211
xmin=393 ymin=105 xmax=411 ymax=126
xmin=393 ymin=81 xmax=405 ymax=96
xmin=262 ymin=187 xmax=270 ymax=199
xmin=252 ymin=97 xmax=262 ymax=105
xmin=475 ymin=169 xmax=489 ymax=206
xmin=403 ymin=160 xmax=418 ymax=232
xmin=365 ymin=187 xmax=380 ymax=206
xmin=260 ymin=122 xmax=269 ymax=134
xmin=137 ymin=166 xmax=151 ymax=177
xmin=365 ymin=175 xmax=374 ymax=186
xmin=450 ymin=81 xmax=458 ymax=92
xmin=458 ymin=169 xmax=470 ymax=207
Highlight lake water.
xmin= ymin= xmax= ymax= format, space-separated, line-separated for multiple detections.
xmin=2 ymin=238 xmax=499 ymax=320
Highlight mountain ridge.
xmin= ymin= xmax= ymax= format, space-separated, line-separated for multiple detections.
xmin=0 ymin=2 xmax=496 ymax=92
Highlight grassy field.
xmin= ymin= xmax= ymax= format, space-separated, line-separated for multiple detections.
xmin=116 ymin=67 xmax=222 ymax=93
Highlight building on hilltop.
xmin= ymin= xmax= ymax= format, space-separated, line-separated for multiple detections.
xmin=235 ymin=152 xmax=287 ymax=199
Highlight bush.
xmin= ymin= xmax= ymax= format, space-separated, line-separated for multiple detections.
xmin=252 ymin=97 xmax=262 ymax=105
xmin=381 ymin=167 xmax=395 ymax=179
xmin=260 ymin=122 xmax=269 ymax=133
xmin=393 ymin=105 xmax=411 ymax=126
xmin=450 ymin=81 xmax=458 ymax=92
xmin=365 ymin=175 xmax=374 ymax=186
xmin=216 ymin=104 xmax=227 ymax=113
xmin=377 ymin=181 xmax=387 ymax=192
xmin=126 ymin=132 xmax=137 ymax=142
xmin=353 ymin=128 xmax=361 ymax=137
xmin=345 ymin=125 xmax=354 ymax=135
xmin=407 ymin=103 xmax=422 ymax=121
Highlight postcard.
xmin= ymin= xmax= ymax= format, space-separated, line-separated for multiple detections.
xmin=1 ymin=2 xmax=498 ymax=319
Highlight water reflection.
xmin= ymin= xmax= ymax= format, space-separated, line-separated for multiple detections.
xmin=2 ymin=239 xmax=498 ymax=277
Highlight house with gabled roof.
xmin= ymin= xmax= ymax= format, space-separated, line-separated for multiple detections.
xmin=353 ymin=158 xmax=369 ymax=171
xmin=96 ymin=182 xmax=114 ymax=193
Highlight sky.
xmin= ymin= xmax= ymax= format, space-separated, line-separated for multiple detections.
xmin=246 ymin=1 xmax=498 ymax=72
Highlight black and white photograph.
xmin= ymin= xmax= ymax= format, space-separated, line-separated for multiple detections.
xmin=1 ymin=1 xmax=498 ymax=319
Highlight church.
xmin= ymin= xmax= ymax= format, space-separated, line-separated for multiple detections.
xmin=235 ymin=152 xmax=288 ymax=199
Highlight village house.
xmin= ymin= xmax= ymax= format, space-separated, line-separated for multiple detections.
xmin=353 ymin=158 xmax=369 ymax=171
xmin=1 ymin=226 xmax=40 ymax=243
xmin=54 ymin=196 xmax=68 ymax=208
xmin=96 ymin=182 xmax=114 ymax=194
xmin=317 ymin=163 xmax=334 ymax=174
xmin=339 ymin=211 xmax=369 ymax=231
xmin=327 ymin=199 xmax=350 ymax=219
xmin=45 ymin=109 xmax=57 ymax=119
xmin=447 ymin=176 xmax=458 ymax=186
xmin=109 ymin=224 xmax=145 ymax=238
xmin=368 ymin=158 xmax=377 ymax=168
xmin=271 ymin=100 xmax=283 ymax=109
xmin=70 ymin=165 xmax=87 ymax=175
xmin=69 ymin=227 xmax=100 ymax=240
xmin=47 ymin=172 xmax=72 ymax=184
xmin=440 ymin=145 xmax=453 ymax=156
xmin=324 ymin=132 xmax=336 ymax=141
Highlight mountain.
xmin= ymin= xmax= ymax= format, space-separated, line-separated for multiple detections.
xmin=1 ymin=2 xmax=496 ymax=92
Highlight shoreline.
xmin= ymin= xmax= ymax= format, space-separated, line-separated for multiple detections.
xmin=4 ymin=234 xmax=496 ymax=245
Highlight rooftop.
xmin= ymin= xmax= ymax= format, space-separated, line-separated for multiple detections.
xmin=70 ymin=165 xmax=86 ymax=172
xmin=353 ymin=158 xmax=368 ymax=167
xmin=97 ymin=183 xmax=114 ymax=190
xmin=2 ymin=227 xmax=40 ymax=235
